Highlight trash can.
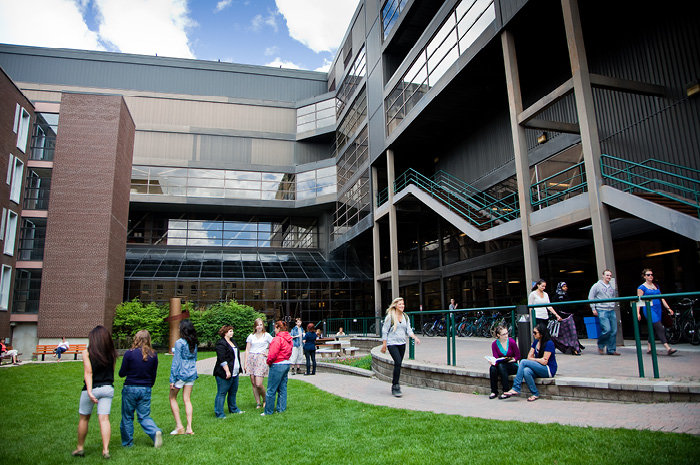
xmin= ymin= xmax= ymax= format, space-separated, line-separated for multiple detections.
xmin=516 ymin=304 xmax=532 ymax=358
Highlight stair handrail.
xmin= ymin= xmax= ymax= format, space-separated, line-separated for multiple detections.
xmin=530 ymin=161 xmax=587 ymax=208
xmin=601 ymin=154 xmax=700 ymax=217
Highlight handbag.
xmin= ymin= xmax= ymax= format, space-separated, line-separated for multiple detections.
xmin=661 ymin=308 xmax=673 ymax=328
xmin=547 ymin=319 xmax=560 ymax=337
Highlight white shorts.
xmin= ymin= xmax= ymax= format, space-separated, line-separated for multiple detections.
xmin=290 ymin=346 xmax=304 ymax=365
xmin=173 ymin=379 xmax=195 ymax=389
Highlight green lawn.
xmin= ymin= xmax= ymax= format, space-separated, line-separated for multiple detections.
xmin=1 ymin=357 xmax=699 ymax=464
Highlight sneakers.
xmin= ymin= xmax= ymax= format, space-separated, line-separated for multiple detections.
xmin=154 ymin=431 xmax=163 ymax=448
xmin=391 ymin=384 xmax=402 ymax=397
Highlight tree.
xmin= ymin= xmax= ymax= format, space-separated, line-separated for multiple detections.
xmin=112 ymin=299 xmax=169 ymax=348
xmin=192 ymin=300 xmax=266 ymax=348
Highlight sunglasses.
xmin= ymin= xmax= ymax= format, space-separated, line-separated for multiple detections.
xmin=645 ymin=273 xmax=653 ymax=276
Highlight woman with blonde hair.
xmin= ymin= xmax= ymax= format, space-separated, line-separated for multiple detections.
xmin=244 ymin=318 xmax=273 ymax=409
xmin=380 ymin=297 xmax=420 ymax=397
xmin=119 ymin=330 xmax=162 ymax=448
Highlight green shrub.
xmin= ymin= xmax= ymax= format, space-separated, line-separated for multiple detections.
xmin=192 ymin=300 xmax=265 ymax=348
xmin=112 ymin=299 xmax=169 ymax=348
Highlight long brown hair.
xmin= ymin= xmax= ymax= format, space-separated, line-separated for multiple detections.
xmin=131 ymin=329 xmax=156 ymax=361
xmin=87 ymin=325 xmax=117 ymax=368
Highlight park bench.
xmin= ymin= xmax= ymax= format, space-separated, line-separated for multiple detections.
xmin=316 ymin=347 xmax=341 ymax=358
xmin=33 ymin=344 xmax=87 ymax=361
xmin=1 ymin=346 xmax=22 ymax=365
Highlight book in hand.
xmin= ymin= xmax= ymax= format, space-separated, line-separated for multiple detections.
xmin=485 ymin=355 xmax=512 ymax=364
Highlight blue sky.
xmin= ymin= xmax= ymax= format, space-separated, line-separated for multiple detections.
xmin=0 ymin=0 xmax=360 ymax=71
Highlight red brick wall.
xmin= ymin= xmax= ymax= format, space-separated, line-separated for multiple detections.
xmin=0 ymin=69 xmax=33 ymax=340
xmin=38 ymin=93 xmax=134 ymax=338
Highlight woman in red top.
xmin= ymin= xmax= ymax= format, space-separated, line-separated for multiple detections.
xmin=261 ymin=320 xmax=292 ymax=416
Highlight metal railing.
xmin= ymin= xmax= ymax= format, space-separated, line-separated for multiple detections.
xmin=530 ymin=161 xmax=587 ymax=209
xmin=401 ymin=291 xmax=700 ymax=378
xmin=601 ymin=154 xmax=700 ymax=218
xmin=323 ymin=317 xmax=383 ymax=337
xmin=377 ymin=168 xmax=520 ymax=228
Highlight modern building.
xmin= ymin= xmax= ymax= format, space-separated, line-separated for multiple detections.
xmin=1 ymin=0 xmax=698 ymax=354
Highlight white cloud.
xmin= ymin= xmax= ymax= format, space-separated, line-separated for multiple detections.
xmin=264 ymin=57 xmax=302 ymax=70
xmin=264 ymin=46 xmax=279 ymax=56
xmin=95 ymin=0 xmax=196 ymax=59
xmin=276 ymin=0 xmax=359 ymax=53
xmin=0 ymin=0 xmax=104 ymax=51
xmin=315 ymin=58 xmax=333 ymax=73
xmin=214 ymin=0 xmax=232 ymax=13
xmin=250 ymin=9 xmax=279 ymax=33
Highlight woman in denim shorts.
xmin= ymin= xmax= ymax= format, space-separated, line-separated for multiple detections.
xmin=72 ymin=325 xmax=118 ymax=459
xmin=169 ymin=320 xmax=199 ymax=435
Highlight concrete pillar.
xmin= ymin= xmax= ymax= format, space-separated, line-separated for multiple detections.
xmin=168 ymin=297 xmax=182 ymax=352
xmin=371 ymin=165 xmax=383 ymax=321
xmin=501 ymin=30 xmax=540 ymax=290
xmin=386 ymin=149 xmax=400 ymax=297
xmin=561 ymin=0 xmax=622 ymax=343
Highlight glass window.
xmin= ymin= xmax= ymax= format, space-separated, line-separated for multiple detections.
xmin=0 ymin=265 xmax=12 ymax=310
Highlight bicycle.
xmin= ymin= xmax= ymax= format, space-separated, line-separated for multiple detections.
xmin=676 ymin=298 xmax=700 ymax=345
xmin=422 ymin=315 xmax=446 ymax=337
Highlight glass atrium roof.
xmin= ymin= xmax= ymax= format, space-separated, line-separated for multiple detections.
xmin=124 ymin=248 xmax=371 ymax=281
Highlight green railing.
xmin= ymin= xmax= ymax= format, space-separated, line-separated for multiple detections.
xmin=601 ymin=154 xmax=700 ymax=218
xmin=406 ymin=307 xmax=517 ymax=366
xmin=377 ymin=168 xmax=520 ymax=228
xmin=530 ymin=161 xmax=587 ymax=209
xmin=324 ymin=317 xmax=383 ymax=337
xmin=402 ymin=291 xmax=700 ymax=378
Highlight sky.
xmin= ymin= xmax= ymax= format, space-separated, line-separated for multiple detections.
xmin=0 ymin=0 xmax=361 ymax=72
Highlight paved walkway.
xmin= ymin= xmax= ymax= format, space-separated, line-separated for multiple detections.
xmin=196 ymin=338 xmax=700 ymax=435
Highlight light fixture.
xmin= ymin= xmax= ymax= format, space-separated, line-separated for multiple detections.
xmin=508 ymin=280 xmax=520 ymax=284
xmin=686 ymin=79 xmax=700 ymax=98
xmin=646 ymin=249 xmax=680 ymax=257
xmin=568 ymin=270 xmax=585 ymax=274
xmin=434 ymin=157 xmax=440 ymax=163
xmin=537 ymin=132 xmax=548 ymax=144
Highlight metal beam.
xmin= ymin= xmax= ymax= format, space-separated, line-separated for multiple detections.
xmin=518 ymin=78 xmax=574 ymax=124
xmin=522 ymin=119 xmax=580 ymax=134
xmin=590 ymin=73 xmax=666 ymax=97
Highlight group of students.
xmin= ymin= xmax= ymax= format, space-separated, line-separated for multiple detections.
xmin=71 ymin=318 xmax=296 ymax=459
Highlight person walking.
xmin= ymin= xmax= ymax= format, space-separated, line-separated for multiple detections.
xmin=119 ymin=330 xmax=162 ymax=448
xmin=380 ymin=297 xmax=421 ymax=397
xmin=261 ymin=320 xmax=292 ymax=416
xmin=552 ymin=282 xmax=584 ymax=355
xmin=213 ymin=325 xmax=244 ymax=418
xmin=528 ymin=279 xmax=562 ymax=327
xmin=72 ymin=326 xmax=118 ymax=459
xmin=244 ymin=318 xmax=273 ymax=409
xmin=637 ymin=268 xmax=677 ymax=356
xmin=449 ymin=298 xmax=458 ymax=310
xmin=588 ymin=269 xmax=620 ymax=356
xmin=289 ymin=318 xmax=305 ymax=375
xmin=169 ymin=320 xmax=198 ymax=435
xmin=303 ymin=323 xmax=317 ymax=375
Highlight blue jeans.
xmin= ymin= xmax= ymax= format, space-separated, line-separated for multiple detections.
xmin=304 ymin=349 xmax=316 ymax=374
xmin=120 ymin=385 xmax=161 ymax=447
xmin=214 ymin=375 xmax=241 ymax=418
xmin=264 ymin=363 xmax=290 ymax=415
xmin=54 ymin=346 xmax=67 ymax=359
xmin=597 ymin=309 xmax=617 ymax=353
xmin=511 ymin=360 xmax=551 ymax=397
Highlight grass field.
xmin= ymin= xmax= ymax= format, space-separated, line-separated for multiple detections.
xmin=1 ymin=356 xmax=699 ymax=464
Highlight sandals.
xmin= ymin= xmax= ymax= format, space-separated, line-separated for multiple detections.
xmin=501 ymin=390 xmax=519 ymax=398
xmin=527 ymin=395 xmax=539 ymax=402
xmin=489 ymin=393 xmax=497 ymax=399
xmin=667 ymin=349 xmax=677 ymax=356
xmin=71 ymin=449 xmax=85 ymax=457
xmin=256 ymin=403 xmax=262 ymax=409
xmin=498 ymin=393 xmax=510 ymax=400
xmin=170 ymin=427 xmax=185 ymax=435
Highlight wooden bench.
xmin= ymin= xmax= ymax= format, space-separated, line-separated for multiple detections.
xmin=33 ymin=344 xmax=87 ymax=361
xmin=1 ymin=346 xmax=22 ymax=365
